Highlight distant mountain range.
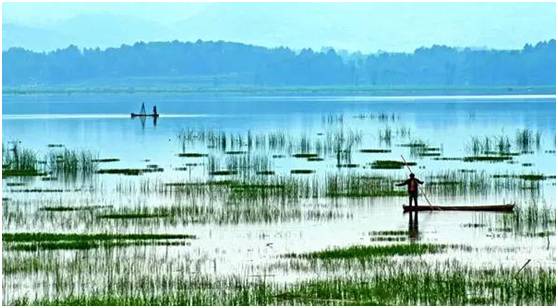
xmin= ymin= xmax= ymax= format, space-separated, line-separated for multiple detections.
xmin=2 ymin=39 xmax=555 ymax=87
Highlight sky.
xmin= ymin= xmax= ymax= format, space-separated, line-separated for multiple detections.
xmin=2 ymin=2 xmax=556 ymax=53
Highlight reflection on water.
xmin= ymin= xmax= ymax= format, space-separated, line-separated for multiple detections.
xmin=409 ymin=211 xmax=419 ymax=241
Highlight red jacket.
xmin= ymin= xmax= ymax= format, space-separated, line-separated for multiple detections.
xmin=396 ymin=178 xmax=424 ymax=193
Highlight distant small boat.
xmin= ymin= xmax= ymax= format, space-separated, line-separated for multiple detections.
xmin=131 ymin=113 xmax=159 ymax=118
xmin=402 ymin=204 xmax=515 ymax=213
xmin=131 ymin=102 xmax=159 ymax=118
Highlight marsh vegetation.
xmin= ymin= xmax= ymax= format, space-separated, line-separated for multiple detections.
xmin=2 ymin=102 xmax=555 ymax=305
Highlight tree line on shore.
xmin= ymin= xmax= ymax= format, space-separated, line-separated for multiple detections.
xmin=3 ymin=39 xmax=555 ymax=86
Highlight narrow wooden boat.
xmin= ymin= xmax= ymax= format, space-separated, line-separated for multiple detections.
xmin=402 ymin=204 xmax=514 ymax=213
xmin=131 ymin=102 xmax=159 ymax=118
xmin=131 ymin=113 xmax=159 ymax=118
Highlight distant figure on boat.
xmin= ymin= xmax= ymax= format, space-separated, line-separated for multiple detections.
xmin=131 ymin=102 xmax=159 ymax=118
xmin=396 ymin=173 xmax=424 ymax=207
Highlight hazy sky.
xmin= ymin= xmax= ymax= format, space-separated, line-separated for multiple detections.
xmin=2 ymin=2 xmax=556 ymax=52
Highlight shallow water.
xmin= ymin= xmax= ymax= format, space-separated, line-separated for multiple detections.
xmin=2 ymin=93 xmax=556 ymax=304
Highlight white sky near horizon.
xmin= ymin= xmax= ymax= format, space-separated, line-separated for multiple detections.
xmin=2 ymin=2 xmax=556 ymax=53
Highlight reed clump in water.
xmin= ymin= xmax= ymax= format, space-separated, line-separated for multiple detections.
xmin=325 ymin=174 xmax=406 ymax=197
xmin=283 ymin=243 xmax=445 ymax=259
xmin=369 ymin=160 xmax=416 ymax=169
xmin=2 ymin=142 xmax=45 ymax=177
xmin=468 ymin=129 xmax=542 ymax=157
xmin=47 ymin=149 xmax=98 ymax=177
xmin=496 ymin=199 xmax=556 ymax=237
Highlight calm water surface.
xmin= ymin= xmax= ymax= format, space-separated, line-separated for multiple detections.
xmin=2 ymin=93 xmax=556 ymax=302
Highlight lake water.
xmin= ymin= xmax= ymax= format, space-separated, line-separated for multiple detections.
xmin=2 ymin=93 xmax=556 ymax=304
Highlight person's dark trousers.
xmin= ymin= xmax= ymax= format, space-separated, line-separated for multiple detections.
xmin=409 ymin=191 xmax=419 ymax=206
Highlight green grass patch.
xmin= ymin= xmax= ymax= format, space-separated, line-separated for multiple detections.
xmin=290 ymin=169 xmax=315 ymax=174
xmin=97 ymin=213 xmax=170 ymax=219
xmin=224 ymin=150 xmax=247 ymax=155
xmin=359 ymin=149 xmax=391 ymax=153
xmin=3 ymin=232 xmax=195 ymax=242
xmin=292 ymin=153 xmax=319 ymax=158
xmin=492 ymin=174 xmax=553 ymax=181
xmin=10 ymin=188 xmax=64 ymax=193
xmin=369 ymin=230 xmax=408 ymax=236
xmin=96 ymin=168 xmax=144 ymax=175
xmin=210 ymin=170 xmax=238 ymax=176
xmin=369 ymin=160 xmax=416 ymax=169
xmin=7 ymin=240 xmax=189 ymax=251
xmin=92 ymin=158 xmax=120 ymax=163
xmin=177 ymin=153 xmax=208 ymax=157
xmin=463 ymin=156 xmax=512 ymax=162
xmin=39 ymin=205 xmax=113 ymax=212
xmin=2 ymin=169 xmax=47 ymax=178
xmin=2 ymin=232 xmax=195 ymax=251
xmin=433 ymin=157 xmax=463 ymax=161
xmin=283 ymin=243 xmax=445 ymax=259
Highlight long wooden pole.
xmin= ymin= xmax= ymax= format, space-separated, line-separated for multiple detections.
xmin=400 ymin=155 xmax=436 ymax=208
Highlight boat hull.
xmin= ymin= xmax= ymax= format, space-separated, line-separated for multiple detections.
xmin=402 ymin=204 xmax=514 ymax=213
xmin=131 ymin=113 xmax=159 ymax=118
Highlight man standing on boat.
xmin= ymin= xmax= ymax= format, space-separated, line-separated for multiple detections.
xmin=396 ymin=173 xmax=424 ymax=207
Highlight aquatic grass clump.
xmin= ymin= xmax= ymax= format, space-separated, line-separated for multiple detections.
xmin=469 ymin=135 xmax=512 ymax=155
xmin=369 ymin=160 xmax=416 ymax=169
xmin=16 ymin=265 xmax=555 ymax=306
xmin=325 ymin=174 xmax=407 ymax=197
xmin=497 ymin=200 xmax=556 ymax=237
xmin=47 ymin=148 xmax=98 ymax=178
xmin=369 ymin=236 xmax=407 ymax=242
xmin=92 ymin=158 xmax=120 ymax=163
xmin=96 ymin=168 xmax=143 ymax=175
xmin=2 ymin=169 xmax=47 ymax=177
xmin=177 ymin=152 xmax=208 ymax=157
xmin=424 ymin=170 xmax=528 ymax=195
xmin=292 ymin=153 xmax=319 ymax=158
xmin=290 ymin=169 xmax=315 ymax=174
xmin=378 ymin=127 xmax=392 ymax=145
xmin=336 ymin=163 xmax=359 ymax=168
xmin=463 ymin=155 xmax=513 ymax=162
xmin=492 ymin=173 xmax=553 ymax=181
xmin=210 ymin=170 xmax=238 ymax=176
xmin=279 ymin=266 xmax=555 ymax=306
xmin=359 ymin=148 xmax=391 ymax=153
xmin=39 ymin=205 xmax=112 ymax=212
xmin=2 ymin=232 xmax=196 ymax=251
xmin=97 ymin=212 xmax=170 ymax=219
xmin=283 ymin=243 xmax=445 ymax=260
xmin=398 ymin=139 xmax=441 ymax=158
xmin=2 ymin=142 xmax=43 ymax=177
xmin=369 ymin=230 xmax=408 ymax=236
xmin=3 ymin=232 xmax=196 ymax=242
xmin=96 ymin=167 xmax=163 ymax=175
xmin=516 ymin=128 xmax=542 ymax=152
xmin=3 ymin=255 xmax=48 ymax=275
xmin=467 ymin=129 xmax=542 ymax=156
